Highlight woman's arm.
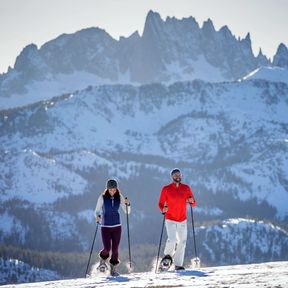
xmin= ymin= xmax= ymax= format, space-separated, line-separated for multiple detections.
xmin=120 ymin=193 xmax=131 ymax=214
xmin=94 ymin=195 xmax=103 ymax=219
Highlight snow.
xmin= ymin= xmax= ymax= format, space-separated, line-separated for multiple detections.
xmin=1 ymin=79 xmax=288 ymax=249
xmin=164 ymin=56 xmax=228 ymax=83
xmin=0 ymin=258 xmax=60 ymax=285
xmin=198 ymin=218 xmax=288 ymax=264
xmin=2 ymin=261 xmax=287 ymax=288
xmin=242 ymin=66 xmax=288 ymax=84
xmin=0 ymin=149 xmax=87 ymax=205
xmin=45 ymin=211 xmax=77 ymax=240
xmin=0 ymin=71 xmax=135 ymax=110
xmin=1 ymin=80 xmax=288 ymax=217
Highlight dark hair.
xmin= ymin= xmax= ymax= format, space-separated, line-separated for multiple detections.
xmin=102 ymin=189 xmax=120 ymax=200
xmin=171 ymin=168 xmax=181 ymax=176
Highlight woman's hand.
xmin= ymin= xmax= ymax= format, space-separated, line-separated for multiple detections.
xmin=124 ymin=197 xmax=130 ymax=206
xmin=96 ymin=215 xmax=101 ymax=223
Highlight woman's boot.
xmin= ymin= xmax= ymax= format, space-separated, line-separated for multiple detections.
xmin=110 ymin=263 xmax=120 ymax=276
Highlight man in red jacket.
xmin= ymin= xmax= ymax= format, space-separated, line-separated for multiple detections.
xmin=158 ymin=168 xmax=196 ymax=271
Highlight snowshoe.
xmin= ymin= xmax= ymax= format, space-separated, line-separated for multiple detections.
xmin=175 ymin=265 xmax=185 ymax=271
xmin=97 ymin=259 xmax=108 ymax=273
xmin=110 ymin=263 xmax=120 ymax=277
xmin=159 ymin=255 xmax=173 ymax=272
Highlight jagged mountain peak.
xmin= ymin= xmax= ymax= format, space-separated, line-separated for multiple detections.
xmin=145 ymin=9 xmax=163 ymax=22
xmin=256 ymin=48 xmax=270 ymax=66
xmin=0 ymin=10 xmax=280 ymax=107
xmin=202 ymin=18 xmax=215 ymax=33
xmin=258 ymin=48 xmax=264 ymax=56
xmin=276 ymin=42 xmax=288 ymax=53
xmin=242 ymin=32 xmax=252 ymax=45
xmin=142 ymin=10 xmax=165 ymax=38
xmin=14 ymin=43 xmax=39 ymax=70
xmin=273 ymin=43 xmax=288 ymax=67
xmin=219 ymin=24 xmax=233 ymax=36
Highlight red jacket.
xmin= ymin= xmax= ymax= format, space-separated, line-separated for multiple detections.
xmin=158 ymin=182 xmax=196 ymax=222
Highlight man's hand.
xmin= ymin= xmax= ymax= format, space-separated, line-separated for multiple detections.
xmin=162 ymin=206 xmax=168 ymax=214
xmin=188 ymin=197 xmax=195 ymax=205
xmin=96 ymin=215 xmax=101 ymax=223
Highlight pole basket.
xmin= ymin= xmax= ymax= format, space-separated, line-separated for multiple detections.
xmin=191 ymin=257 xmax=201 ymax=268
xmin=125 ymin=261 xmax=134 ymax=273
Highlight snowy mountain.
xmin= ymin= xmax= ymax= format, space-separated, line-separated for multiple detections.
xmin=0 ymin=258 xmax=60 ymax=285
xmin=1 ymin=261 xmax=288 ymax=288
xmin=0 ymin=10 xmax=275 ymax=109
xmin=0 ymin=78 xmax=288 ymax=265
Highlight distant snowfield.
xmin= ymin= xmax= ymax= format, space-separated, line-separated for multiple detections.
xmin=3 ymin=261 xmax=288 ymax=288
xmin=0 ymin=56 xmax=229 ymax=111
xmin=0 ymin=71 xmax=134 ymax=110
xmin=242 ymin=66 xmax=288 ymax=84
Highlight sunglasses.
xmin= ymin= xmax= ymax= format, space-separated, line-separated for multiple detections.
xmin=172 ymin=173 xmax=182 ymax=177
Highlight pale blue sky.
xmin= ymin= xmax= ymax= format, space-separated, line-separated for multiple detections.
xmin=0 ymin=0 xmax=287 ymax=73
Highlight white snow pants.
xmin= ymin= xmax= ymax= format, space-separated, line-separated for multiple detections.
xmin=164 ymin=219 xmax=187 ymax=266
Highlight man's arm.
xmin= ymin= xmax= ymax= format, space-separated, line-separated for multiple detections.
xmin=158 ymin=187 xmax=167 ymax=212
xmin=187 ymin=186 xmax=196 ymax=207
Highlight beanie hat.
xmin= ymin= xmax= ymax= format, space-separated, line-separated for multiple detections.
xmin=170 ymin=168 xmax=181 ymax=176
xmin=106 ymin=179 xmax=118 ymax=189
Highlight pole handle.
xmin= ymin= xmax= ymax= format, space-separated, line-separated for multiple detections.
xmin=162 ymin=205 xmax=167 ymax=215
xmin=125 ymin=196 xmax=131 ymax=206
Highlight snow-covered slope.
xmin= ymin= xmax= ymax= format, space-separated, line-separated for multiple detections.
xmin=2 ymin=261 xmax=287 ymax=288
xmin=1 ymin=80 xmax=288 ymax=216
xmin=242 ymin=67 xmax=288 ymax=84
xmin=1 ymin=79 xmax=288 ymax=262
xmin=0 ymin=258 xmax=60 ymax=285
xmin=0 ymin=11 xmax=275 ymax=109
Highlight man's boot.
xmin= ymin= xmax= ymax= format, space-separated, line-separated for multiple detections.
xmin=159 ymin=254 xmax=173 ymax=272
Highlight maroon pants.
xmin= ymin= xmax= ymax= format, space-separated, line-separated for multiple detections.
xmin=99 ymin=226 xmax=122 ymax=265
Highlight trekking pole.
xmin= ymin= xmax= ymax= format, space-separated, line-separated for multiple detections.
xmin=190 ymin=199 xmax=200 ymax=267
xmin=85 ymin=222 xmax=99 ymax=278
xmin=155 ymin=207 xmax=166 ymax=273
xmin=125 ymin=197 xmax=132 ymax=272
